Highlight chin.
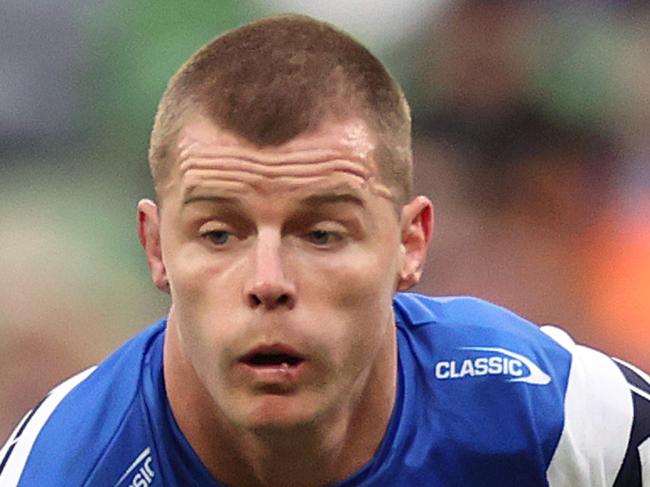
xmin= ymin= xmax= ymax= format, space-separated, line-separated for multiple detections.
xmin=233 ymin=394 xmax=322 ymax=433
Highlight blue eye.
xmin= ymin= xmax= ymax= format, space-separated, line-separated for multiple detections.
xmin=307 ymin=230 xmax=339 ymax=246
xmin=203 ymin=230 xmax=231 ymax=246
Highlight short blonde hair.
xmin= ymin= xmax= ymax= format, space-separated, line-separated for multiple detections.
xmin=149 ymin=14 xmax=412 ymax=204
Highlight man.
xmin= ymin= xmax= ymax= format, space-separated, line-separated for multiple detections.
xmin=1 ymin=14 xmax=648 ymax=487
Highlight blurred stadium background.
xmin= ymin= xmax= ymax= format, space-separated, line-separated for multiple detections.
xmin=2 ymin=0 xmax=649 ymax=439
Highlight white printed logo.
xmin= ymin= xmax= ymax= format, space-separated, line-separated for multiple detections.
xmin=434 ymin=347 xmax=551 ymax=385
xmin=114 ymin=447 xmax=156 ymax=487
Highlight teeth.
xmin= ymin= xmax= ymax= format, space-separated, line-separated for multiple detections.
xmin=281 ymin=362 xmax=289 ymax=370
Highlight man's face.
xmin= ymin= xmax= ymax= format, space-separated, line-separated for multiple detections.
xmin=140 ymin=115 xmax=431 ymax=431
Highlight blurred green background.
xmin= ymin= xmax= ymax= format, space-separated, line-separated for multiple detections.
xmin=2 ymin=1 xmax=649 ymax=438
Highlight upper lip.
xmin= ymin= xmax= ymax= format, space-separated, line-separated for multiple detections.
xmin=239 ymin=343 xmax=306 ymax=366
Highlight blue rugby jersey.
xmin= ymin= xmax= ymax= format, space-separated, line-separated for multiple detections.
xmin=1 ymin=293 xmax=648 ymax=486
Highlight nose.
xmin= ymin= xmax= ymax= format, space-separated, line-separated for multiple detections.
xmin=244 ymin=231 xmax=296 ymax=310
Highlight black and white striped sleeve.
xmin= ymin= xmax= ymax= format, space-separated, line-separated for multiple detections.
xmin=542 ymin=325 xmax=650 ymax=487
xmin=611 ymin=357 xmax=650 ymax=486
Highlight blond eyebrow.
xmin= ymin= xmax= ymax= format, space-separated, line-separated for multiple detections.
xmin=182 ymin=194 xmax=241 ymax=207
xmin=300 ymin=192 xmax=366 ymax=208
xmin=181 ymin=191 xmax=366 ymax=210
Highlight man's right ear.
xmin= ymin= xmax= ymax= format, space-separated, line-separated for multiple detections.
xmin=137 ymin=199 xmax=170 ymax=294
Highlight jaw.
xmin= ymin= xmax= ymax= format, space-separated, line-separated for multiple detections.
xmin=163 ymin=309 xmax=399 ymax=487
xmin=164 ymin=292 xmax=400 ymax=479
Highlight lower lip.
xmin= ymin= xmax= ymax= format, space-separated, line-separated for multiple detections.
xmin=236 ymin=361 xmax=306 ymax=385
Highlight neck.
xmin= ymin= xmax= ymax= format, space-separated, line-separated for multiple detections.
xmin=163 ymin=311 xmax=398 ymax=487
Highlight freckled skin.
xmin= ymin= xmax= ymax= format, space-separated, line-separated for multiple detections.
xmin=138 ymin=115 xmax=433 ymax=486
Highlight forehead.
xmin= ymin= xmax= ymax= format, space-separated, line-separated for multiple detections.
xmin=163 ymin=116 xmax=394 ymax=204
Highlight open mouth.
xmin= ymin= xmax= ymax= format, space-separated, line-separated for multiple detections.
xmin=240 ymin=346 xmax=305 ymax=368
xmin=246 ymin=353 xmax=303 ymax=367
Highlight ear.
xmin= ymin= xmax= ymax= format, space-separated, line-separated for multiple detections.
xmin=397 ymin=196 xmax=434 ymax=291
xmin=137 ymin=199 xmax=170 ymax=294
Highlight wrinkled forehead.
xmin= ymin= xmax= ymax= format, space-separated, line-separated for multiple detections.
xmin=161 ymin=116 xmax=395 ymax=205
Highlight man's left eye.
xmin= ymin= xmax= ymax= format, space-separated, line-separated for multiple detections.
xmin=306 ymin=230 xmax=340 ymax=246
xmin=202 ymin=230 xmax=231 ymax=246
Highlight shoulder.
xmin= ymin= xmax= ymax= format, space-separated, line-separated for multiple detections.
xmin=394 ymin=292 xmax=543 ymax=333
xmin=0 ymin=321 xmax=166 ymax=487
xmin=394 ymin=293 xmax=650 ymax=486
xmin=393 ymin=293 xmax=566 ymax=364
xmin=394 ymin=294 xmax=569 ymax=396
xmin=394 ymin=294 xmax=572 ymax=480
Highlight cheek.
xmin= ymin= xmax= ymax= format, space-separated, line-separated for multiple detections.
xmin=317 ymin=239 xmax=400 ymax=309
xmin=163 ymin=243 xmax=245 ymax=350
xmin=166 ymin=240 xmax=239 ymax=305
xmin=166 ymin=254 xmax=244 ymax=390
xmin=298 ymin=241 xmax=399 ymax=353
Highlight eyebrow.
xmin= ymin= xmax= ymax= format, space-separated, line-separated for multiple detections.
xmin=182 ymin=191 xmax=366 ymax=209
xmin=300 ymin=192 xmax=366 ymax=209
xmin=182 ymin=195 xmax=239 ymax=207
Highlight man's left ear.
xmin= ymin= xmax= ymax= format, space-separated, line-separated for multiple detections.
xmin=397 ymin=196 xmax=434 ymax=291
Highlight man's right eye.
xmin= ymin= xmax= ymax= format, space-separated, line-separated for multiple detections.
xmin=201 ymin=230 xmax=231 ymax=246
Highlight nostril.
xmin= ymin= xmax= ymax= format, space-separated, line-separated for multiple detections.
xmin=247 ymin=292 xmax=293 ymax=309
